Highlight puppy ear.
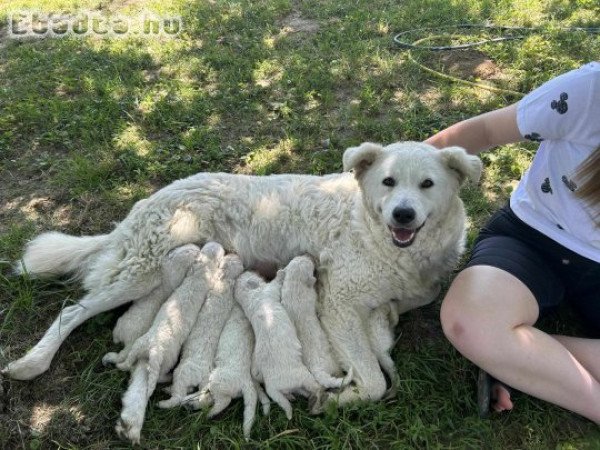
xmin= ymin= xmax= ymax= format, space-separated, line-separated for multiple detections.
xmin=342 ymin=142 xmax=384 ymax=178
xmin=439 ymin=146 xmax=483 ymax=185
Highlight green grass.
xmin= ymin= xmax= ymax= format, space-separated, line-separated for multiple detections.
xmin=0 ymin=0 xmax=599 ymax=448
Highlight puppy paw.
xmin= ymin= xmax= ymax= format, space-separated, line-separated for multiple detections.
xmin=182 ymin=390 xmax=213 ymax=411
xmin=321 ymin=391 xmax=342 ymax=410
xmin=157 ymin=396 xmax=182 ymax=409
xmin=115 ymin=416 xmax=142 ymax=445
xmin=308 ymin=389 xmax=325 ymax=415
xmin=101 ymin=352 xmax=119 ymax=367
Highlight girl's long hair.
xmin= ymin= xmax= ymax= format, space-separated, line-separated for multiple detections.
xmin=575 ymin=146 xmax=600 ymax=223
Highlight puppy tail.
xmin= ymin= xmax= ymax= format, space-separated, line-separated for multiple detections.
xmin=15 ymin=231 xmax=110 ymax=279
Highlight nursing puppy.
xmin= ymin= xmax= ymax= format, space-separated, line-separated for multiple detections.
xmin=101 ymin=245 xmax=199 ymax=444
xmin=103 ymin=245 xmax=200 ymax=445
xmin=102 ymin=244 xmax=200 ymax=368
xmin=114 ymin=242 xmax=223 ymax=443
xmin=235 ymin=270 xmax=323 ymax=419
xmin=183 ymin=304 xmax=269 ymax=439
xmin=280 ymin=255 xmax=350 ymax=390
xmin=158 ymin=252 xmax=243 ymax=409
xmin=6 ymin=142 xmax=481 ymax=406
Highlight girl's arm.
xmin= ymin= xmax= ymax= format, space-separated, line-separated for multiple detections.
xmin=425 ymin=103 xmax=523 ymax=154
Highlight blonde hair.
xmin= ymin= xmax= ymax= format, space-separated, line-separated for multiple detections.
xmin=575 ymin=146 xmax=600 ymax=223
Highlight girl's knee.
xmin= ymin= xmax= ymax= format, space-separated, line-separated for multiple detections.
xmin=441 ymin=266 xmax=540 ymax=359
xmin=440 ymin=288 xmax=496 ymax=359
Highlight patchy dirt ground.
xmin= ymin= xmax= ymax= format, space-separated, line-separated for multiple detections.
xmin=436 ymin=49 xmax=509 ymax=81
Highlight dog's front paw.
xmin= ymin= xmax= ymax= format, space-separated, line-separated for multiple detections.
xmin=2 ymin=354 xmax=51 ymax=380
xmin=382 ymin=373 xmax=400 ymax=400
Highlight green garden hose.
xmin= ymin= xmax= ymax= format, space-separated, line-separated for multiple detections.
xmin=393 ymin=24 xmax=600 ymax=97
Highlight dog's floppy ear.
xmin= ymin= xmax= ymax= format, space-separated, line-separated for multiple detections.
xmin=342 ymin=142 xmax=384 ymax=178
xmin=439 ymin=146 xmax=483 ymax=185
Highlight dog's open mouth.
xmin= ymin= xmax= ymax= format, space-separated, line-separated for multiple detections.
xmin=389 ymin=223 xmax=425 ymax=248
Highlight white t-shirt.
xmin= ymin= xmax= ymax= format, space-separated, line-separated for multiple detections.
xmin=511 ymin=62 xmax=600 ymax=263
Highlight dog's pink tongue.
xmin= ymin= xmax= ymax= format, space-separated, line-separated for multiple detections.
xmin=393 ymin=228 xmax=415 ymax=242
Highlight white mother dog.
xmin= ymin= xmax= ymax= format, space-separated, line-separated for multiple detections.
xmin=4 ymin=141 xmax=481 ymax=404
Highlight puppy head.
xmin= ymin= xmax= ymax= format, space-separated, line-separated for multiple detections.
xmin=221 ymin=254 xmax=244 ymax=279
xmin=347 ymin=141 xmax=481 ymax=248
xmin=160 ymin=244 xmax=201 ymax=289
xmin=200 ymin=241 xmax=225 ymax=261
xmin=285 ymin=255 xmax=316 ymax=286
xmin=236 ymin=271 xmax=263 ymax=292
xmin=166 ymin=243 xmax=201 ymax=262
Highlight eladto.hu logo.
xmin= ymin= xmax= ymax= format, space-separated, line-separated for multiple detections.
xmin=8 ymin=10 xmax=183 ymax=39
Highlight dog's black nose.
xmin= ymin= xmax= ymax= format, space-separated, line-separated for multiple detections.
xmin=392 ymin=207 xmax=415 ymax=224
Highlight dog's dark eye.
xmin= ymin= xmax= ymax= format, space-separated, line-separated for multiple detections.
xmin=382 ymin=177 xmax=396 ymax=187
xmin=421 ymin=178 xmax=434 ymax=188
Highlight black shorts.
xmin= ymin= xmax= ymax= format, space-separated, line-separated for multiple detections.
xmin=464 ymin=204 xmax=600 ymax=334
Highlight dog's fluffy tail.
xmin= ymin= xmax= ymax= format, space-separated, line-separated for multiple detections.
xmin=15 ymin=231 xmax=110 ymax=279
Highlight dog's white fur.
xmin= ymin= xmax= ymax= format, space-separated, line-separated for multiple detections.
xmin=158 ymin=252 xmax=244 ymax=409
xmin=235 ymin=270 xmax=323 ymax=419
xmin=182 ymin=304 xmax=269 ymax=439
xmin=5 ymin=141 xmax=481 ymax=406
xmin=113 ymin=242 xmax=223 ymax=443
xmin=280 ymin=255 xmax=350 ymax=389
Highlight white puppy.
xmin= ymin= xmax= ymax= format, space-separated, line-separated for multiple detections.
xmin=114 ymin=242 xmax=223 ymax=443
xmin=102 ymin=244 xmax=200 ymax=368
xmin=158 ymin=252 xmax=244 ymax=409
xmin=103 ymin=244 xmax=200 ymax=445
xmin=235 ymin=270 xmax=323 ymax=419
xmin=281 ymin=256 xmax=350 ymax=390
xmin=183 ymin=304 xmax=269 ymax=440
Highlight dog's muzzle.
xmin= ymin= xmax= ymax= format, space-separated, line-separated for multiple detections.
xmin=388 ymin=221 xmax=425 ymax=248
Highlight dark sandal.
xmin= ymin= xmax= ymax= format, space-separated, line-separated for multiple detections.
xmin=477 ymin=368 xmax=493 ymax=418
xmin=477 ymin=369 xmax=513 ymax=418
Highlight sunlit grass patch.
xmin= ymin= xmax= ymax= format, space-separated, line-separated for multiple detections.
xmin=242 ymin=137 xmax=298 ymax=175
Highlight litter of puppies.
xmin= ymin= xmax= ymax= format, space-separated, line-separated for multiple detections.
xmin=1 ymin=244 xmax=403 ymax=443
xmin=98 ymin=248 xmax=397 ymax=442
